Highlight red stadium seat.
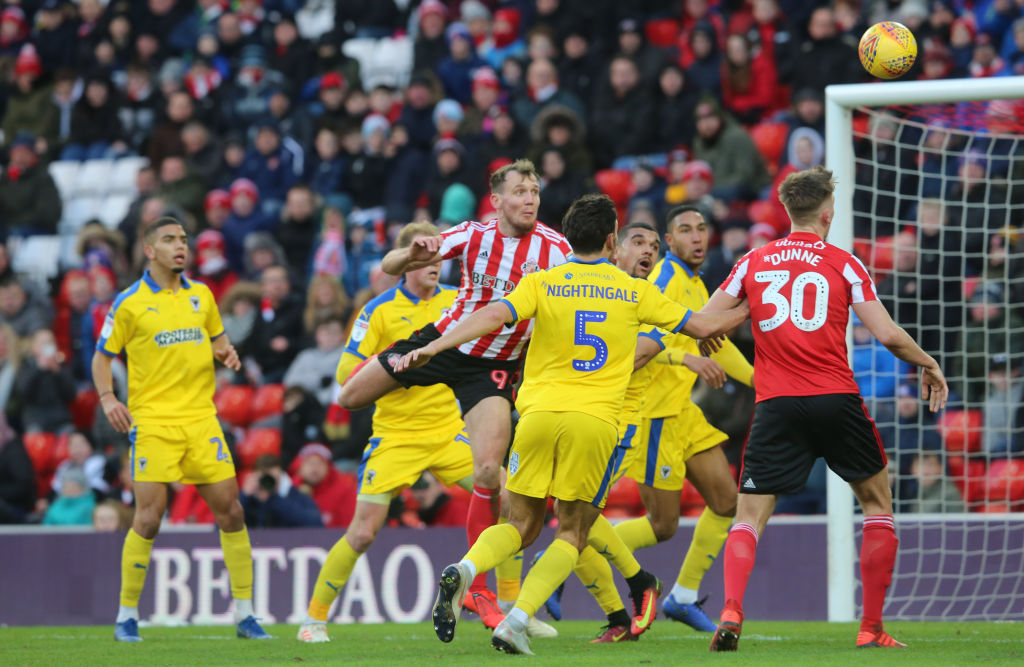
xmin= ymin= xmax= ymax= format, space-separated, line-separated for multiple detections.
xmin=214 ymin=384 xmax=254 ymax=427
xmin=604 ymin=477 xmax=643 ymax=516
xmin=251 ymin=383 xmax=285 ymax=424
xmin=747 ymin=199 xmax=779 ymax=229
xmin=236 ymin=428 xmax=282 ymax=469
xmin=594 ymin=169 xmax=634 ymax=208
xmin=52 ymin=432 xmax=70 ymax=467
xmin=645 ymin=18 xmax=680 ymax=48
xmin=985 ymin=458 xmax=1024 ymax=505
xmin=23 ymin=432 xmax=56 ymax=475
xmin=949 ymin=458 xmax=988 ymax=507
xmin=938 ymin=409 xmax=983 ymax=454
xmin=69 ymin=388 xmax=99 ymax=431
xmin=749 ymin=122 xmax=788 ymax=175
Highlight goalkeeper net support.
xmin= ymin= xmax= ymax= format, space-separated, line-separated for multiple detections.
xmin=825 ymin=76 xmax=1024 ymax=622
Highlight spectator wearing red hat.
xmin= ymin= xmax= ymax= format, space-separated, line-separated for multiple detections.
xmin=223 ymin=178 xmax=275 ymax=273
xmin=437 ymin=22 xmax=487 ymax=105
xmin=413 ymin=0 xmax=450 ymax=73
xmin=195 ymin=229 xmax=238 ymax=305
xmin=291 ymin=443 xmax=357 ymax=528
xmin=204 ymin=189 xmax=232 ymax=230
xmin=1 ymin=45 xmax=56 ymax=153
xmin=0 ymin=132 xmax=62 ymax=238
xmin=481 ymin=7 xmax=527 ymax=71
xmin=0 ymin=6 xmax=28 ymax=57
xmin=459 ymin=67 xmax=502 ymax=139
xmin=52 ymin=270 xmax=91 ymax=382
xmin=82 ymin=263 xmax=117 ymax=359
xmin=311 ymin=71 xmax=350 ymax=134
xmin=747 ymin=221 xmax=777 ymax=249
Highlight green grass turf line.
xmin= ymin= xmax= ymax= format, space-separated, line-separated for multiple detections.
xmin=1 ymin=621 xmax=1021 ymax=666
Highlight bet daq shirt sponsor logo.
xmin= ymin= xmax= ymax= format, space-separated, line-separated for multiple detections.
xmin=153 ymin=327 xmax=204 ymax=347
xmin=471 ymin=271 xmax=517 ymax=292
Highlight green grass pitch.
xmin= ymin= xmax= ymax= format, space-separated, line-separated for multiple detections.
xmin=2 ymin=620 xmax=1021 ymax=666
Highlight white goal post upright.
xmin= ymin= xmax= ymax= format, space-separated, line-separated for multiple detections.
xmin=824 ymin=75 xmax=1024 ymax=623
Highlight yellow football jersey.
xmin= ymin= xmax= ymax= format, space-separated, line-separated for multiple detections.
xmin=500 ymin=257 xmax=692 ymax=428
xmin=98 ymin=271 xmax=223 ymax=426
xmin=642 ymin=251 xmax=753 ymax=418
xmin=336 ymin=282 xmax=463 ymax=435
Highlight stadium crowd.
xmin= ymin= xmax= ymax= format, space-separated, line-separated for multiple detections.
xmin=0 ymin=0 xmax=1022 ymax=530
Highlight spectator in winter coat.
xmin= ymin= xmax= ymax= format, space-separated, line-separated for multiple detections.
xmin=437 ymin=22 xmax=487 ymax=105
xmin=275 ymin=185 xmax=321 ymax=281
xmin=249 ymin=265 xmax=305 ymax=383
xmin=291 ymin=443 xmax=357 ymax=528
xmin=62 ymin=74 xmax=127 ymax=161
xmin=692 ymin=98 xmax=770 ymax=202
xmin=0 ymin=132 xmax=62 ymax=237
xmin=0 ymin=414 xmax=34 ymax=524
xmin=588 ymin=55 xmax=655 ymax=168
xmin=413 ymin=0 xmax=450 ymax=74
xmin=238 ymin=120 xmax=302 ymax=214
xmin=0 ymin=277 xmax=54 ymax=339
xmin=241 ymin=454 xmax=323 ymax=528
xmin=511 ymin=58 xmax=585 ymax=133
xmin=222 ymin=178 xmax=275 ymax=273
xmin=14 ymin=329 xmax=76 ymax=433
xmin=284 ymin=316 xmax=346 ymax=410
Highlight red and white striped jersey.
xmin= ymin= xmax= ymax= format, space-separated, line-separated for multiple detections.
xmin=720 ymin=231 xmax=878 ymax=402
xmin=435 ymin=218 xmax=572 ymax=360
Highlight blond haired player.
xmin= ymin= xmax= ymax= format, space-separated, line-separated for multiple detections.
xmin=94 ymin=218 xmax=269 ymax=642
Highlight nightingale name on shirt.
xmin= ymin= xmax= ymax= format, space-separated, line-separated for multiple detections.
xmin=544 ymin=282 xmax=639 ymax=303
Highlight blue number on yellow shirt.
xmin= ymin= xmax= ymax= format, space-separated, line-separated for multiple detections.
xmin=573 ymin=310 xmax=608 ymax=371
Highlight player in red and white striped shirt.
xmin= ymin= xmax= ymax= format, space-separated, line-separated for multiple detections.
xmin=337 ymin=159 xmax=571 ymax=620
xmin=699 ymin=167 xmax=948 ymax=652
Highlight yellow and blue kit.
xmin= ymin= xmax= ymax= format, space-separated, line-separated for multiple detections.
xmin=97 ymin=271 xmax=234 ymax=484
xmin=499 ymin=257 xmax=692 ymax=505
xmin=336 ymin=282 xmax=472 ymax=497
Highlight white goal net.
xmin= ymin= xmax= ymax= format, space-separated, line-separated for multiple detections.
xmin=826 ymin=77 xmax=1024 ymax=622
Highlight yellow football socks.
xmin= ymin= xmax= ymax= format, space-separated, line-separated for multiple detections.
xmin=465 ymin=523 xmax=522 ymax=575
xmin=574 ymin=545 xmax=625 ymax=614
xmin=516 ymin=539 xmax=579 ymax=618
xmin=308 ymin=535 xmax=360 ymax=621
xmin=587 ymin=514 xmax=641 ymax=578
xmin=614 ymin=516 xmax=659 ymax=552
xmin=220 ymin=527 xmax=254 ymax=602
xmin=677 ymin=507 xmax=732 ymax=589
xmin=495 ymin=550 xmax=523 ymax=603
xmin=119 ymin=529 xmax=154 ymax=607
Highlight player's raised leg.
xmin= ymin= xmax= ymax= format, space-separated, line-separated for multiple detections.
xmin=850 ymin=469 xmax=905 ymax=648
xmin=299 ymin=498 xmax=391 ymax=643
xmin=115 ymin=479 xmax=165 ymax=642
xmin=588 ymin=512 xmax=662 ymax=635
xmin=336 ymin=358 xmax=403 ymax=411
xmin=198 ymin=477 xmax=270 ymax=639
xmin=666 ymin=446 xmax=736 ymax=632
xmin=711 ymin=493 xmax=774 ymax=652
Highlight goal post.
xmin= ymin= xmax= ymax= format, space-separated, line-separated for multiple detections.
xmin=825 ymin=75 xmax=1024 ymax=623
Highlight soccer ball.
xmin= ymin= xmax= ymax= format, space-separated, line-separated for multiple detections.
xmin=858 ymin=21 xmax=917 ymax=79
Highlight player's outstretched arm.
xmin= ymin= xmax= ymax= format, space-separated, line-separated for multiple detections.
xmin=211 ymin=333 xmax=241 ymax=371
xmin=380 ymin=234 xmax=443 ymax=275
xmin=92 ymin=351 xmax=133 ymax=433
xmin=852 ymin=299 xmax=948 ymax=412
xmin=393 ymin=301 xmax=514 ymax=372
xmin=684 ymin=291 xmax=750 ymax=341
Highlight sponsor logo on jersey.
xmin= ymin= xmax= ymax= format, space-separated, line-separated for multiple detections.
xmin=471 ymin=271 xmax=516 ymax=293
xmin=352 ymin=316 xmax=369 ymax=342
xmin=190 ymin=296 xmax=201 ymax=311
xmin=153 ymin=327 xmax=204 ymax=347
xmin=508 ymin=452 xmax=519 ymax=476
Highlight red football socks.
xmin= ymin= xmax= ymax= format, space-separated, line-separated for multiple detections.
xmin=860 ymin=515 xmax=898 ymax=633
xmin=722 ymin=522 xmax=759 ymax=610
xmin=467 ymin=485 xmax=500 ymax=592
